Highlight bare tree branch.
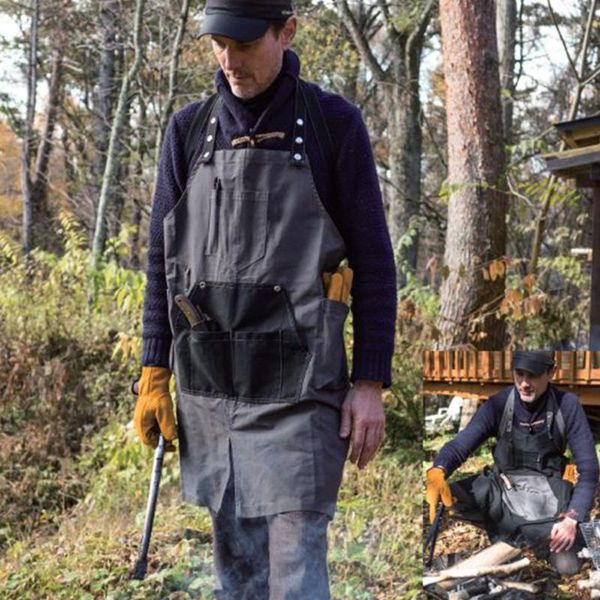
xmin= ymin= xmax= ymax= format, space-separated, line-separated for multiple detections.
xmin=376 ymin=0 xmax=400 ymax=44
xmin=407 ymin=0 xmax=436 ymax=59
xmin=529 ymin=0 xmax=599 ymax=273
xmin=578 ymin=0 xmax=599 ymax=82
xmin=546 ymin=0 xmax=579 ymax=79
xmin=153 ymin=0 xmax=190 ymax=191
xmin=581 ymin=64 xmax=600 ymax=88
xmin=335 ymin=0 xmax=387 ymax=82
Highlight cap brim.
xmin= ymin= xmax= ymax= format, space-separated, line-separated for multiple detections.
xmin=513 ymin=366 xmax=546 ymax=376
xmin=199 ymin=14 xmax=270 ymax=42
xmin=512 ymin=360 xmax=550 ymax=375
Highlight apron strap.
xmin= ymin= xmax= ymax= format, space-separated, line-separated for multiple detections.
xmin=298 ymin=79 xmax=335 ymax=171
xmin=499 ymin=387 xmax=516 ymax=435
xmin=198 ymin=96 xmax=223 ymax=165
xmin=546 ymin=410 xmax=554 ymax=441
xmin=547 ymin=386 xmax=567 ymax=451
xmin=290 ymin=80 xmax=308 ymax=166
xmin=184 ymin=93 xmax=219 ymax=169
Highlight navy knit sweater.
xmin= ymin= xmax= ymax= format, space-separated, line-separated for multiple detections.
xmin=142 ymin=50 xmax=397 ymax=386
xmin=434 ymin=385 xmax=599 ymax=521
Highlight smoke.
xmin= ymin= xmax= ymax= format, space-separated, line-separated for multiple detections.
xmin=210 ymin=478 xmax=332 ymax=599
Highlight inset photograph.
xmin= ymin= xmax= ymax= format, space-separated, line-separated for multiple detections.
xmin=423 ymin=350 xmax=600 ymax=599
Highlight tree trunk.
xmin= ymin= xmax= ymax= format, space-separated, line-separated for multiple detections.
xmin=21 ymin=0 xmax=39 ymax=255
xmin=437 ymin=0 xmax=507 ymax=349
xmin=386 ymin=37 xmax=424 ymax=287
xmin=30 ymin=47 xmax=64 ymax=249
xmin=130 ymin=94 xmax=148 ymax=270
xmin=335 ymin=0 xmax=434 ymax=286
xmin=91 ymin=0 xmax=118 ymax=210
xmin=61 ymin=127 xmax=75 ymax=186
xmin=495 ymin=0 xmax=517 ymax=146
xmin=153 ymin=0 xmax=190 ymax=192
xmin=92 ymin=0 xmax=146 ymax=265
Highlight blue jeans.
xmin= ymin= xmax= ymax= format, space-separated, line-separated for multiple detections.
xmin=210 ymin=475 xmax=331 ymax=600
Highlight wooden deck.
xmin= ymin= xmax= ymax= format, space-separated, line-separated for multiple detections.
xmin=422 ymin=351 xmax=600 ymax=406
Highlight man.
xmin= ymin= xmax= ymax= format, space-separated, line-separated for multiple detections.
xmin=133 ymin=1 xmax=397 ymax=598
xmin=426 ymin=351 xmax=599 ymax=576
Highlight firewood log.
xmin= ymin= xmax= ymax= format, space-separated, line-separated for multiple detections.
xmin=423 ymin=557 xmax=530 ymax=586
xmin=424 ymin=541 xmax=522 ymax=589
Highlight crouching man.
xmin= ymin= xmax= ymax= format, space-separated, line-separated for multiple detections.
xmin=426 ymin=351 xmax=599 ymax=575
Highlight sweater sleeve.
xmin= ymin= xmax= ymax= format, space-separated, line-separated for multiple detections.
xmin=141 ymin=103 xmax=202 ymax=367
xmin=563 ymin=395 xmax=599 ymax=520
xmin=434 ymin=397 xmax=498 ymax=475
xmin=325 ymin=99 xmax=397 ymax=387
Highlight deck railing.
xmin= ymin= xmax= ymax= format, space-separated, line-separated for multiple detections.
xmin=422 ymin=351 xmax=600 ymax=385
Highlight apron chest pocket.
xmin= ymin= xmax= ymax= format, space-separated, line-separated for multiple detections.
xmin=205 ymin=184 xmax=269 ymax=272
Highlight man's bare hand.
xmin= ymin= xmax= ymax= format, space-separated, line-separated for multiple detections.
xmin=339 ymin=380 xmax=385 ymax=469
xmin=549 ymin=516 xmax=577 ymax=553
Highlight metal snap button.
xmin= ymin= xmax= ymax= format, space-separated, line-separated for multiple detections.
xmin=274 ymin=285 xmax=281 ymax=292
xmin=296 ymin=118 xmax=304 ymax=126
xmin=199 ymin=281 xmax=207 ymax=289
xmin=295 ymin=136 xmax=303 ymax=144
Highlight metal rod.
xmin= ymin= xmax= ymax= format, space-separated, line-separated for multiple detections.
xmin=131 ymin=434 xmax=166 ymax=580
xmin=425 ymin=504 xmax=445 ymax=568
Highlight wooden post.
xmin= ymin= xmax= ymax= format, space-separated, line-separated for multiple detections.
xmin=591 ymin=187 xmax=600 ymax=349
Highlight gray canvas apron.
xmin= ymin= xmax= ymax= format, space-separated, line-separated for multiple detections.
xmin=163 ymin=84 xmax=350 ymax=518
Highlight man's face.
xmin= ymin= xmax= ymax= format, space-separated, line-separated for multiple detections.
xmin=514 ymin=367 xmax=555 ymax=402
xmin=211 ymin=18 xmax=296 ymax=100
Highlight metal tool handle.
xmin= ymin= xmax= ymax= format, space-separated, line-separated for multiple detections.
xmin=131 ymin=434 xmax=166 ymax=580
xmin=424 ymin=504 xmax=445 ymax=569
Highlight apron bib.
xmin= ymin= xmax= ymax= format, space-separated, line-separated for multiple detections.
xmin=163 ymin=82 xmax=351 ymax=518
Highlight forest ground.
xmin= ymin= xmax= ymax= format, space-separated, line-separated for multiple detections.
xmin=0 ymin=232 xmax=424 ymax=599
xmin=0 ymin=416 xmax=422 ymax=599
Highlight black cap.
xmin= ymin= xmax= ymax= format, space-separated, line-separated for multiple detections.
xmin=511 ymin=351 xmax=555 ymax=375
xmin=199 ymin=0 xmax=294 ymax=43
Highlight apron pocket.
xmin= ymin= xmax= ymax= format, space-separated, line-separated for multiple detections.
xmin=177 ymin=330 xmax=234 ymax=397
xmin=313 ymin=299 xmax=350 ymax=391
xmin=232 ymin=331 xmax=309 ymax=402
xmin=204 ymin=185 xmax=268 ymax=272
xmin=501 ymin=474 xmax=558 ymax=521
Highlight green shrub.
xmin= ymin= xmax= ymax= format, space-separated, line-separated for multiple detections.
xmin=0 ymin=213 xmax=144 ymax=548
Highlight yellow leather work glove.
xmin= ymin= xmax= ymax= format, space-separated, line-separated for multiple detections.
xmin=563 ymin=464 xmax=578 ymax=485
xmin=426 ymin=466 xmax=453 ymax=524
xmin=133 ymin=366 xmax=178 ymax=450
